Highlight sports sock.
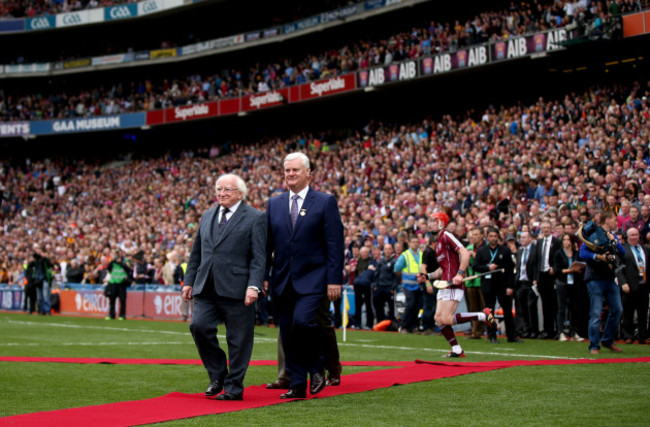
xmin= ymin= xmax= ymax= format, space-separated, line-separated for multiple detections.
xmin=440 ymin=325 xmax=459 ymax=348
xmin=453 ymin=312 xmax=486 ymax=324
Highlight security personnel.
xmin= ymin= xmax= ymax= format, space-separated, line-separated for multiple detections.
xmin=393 ymin=235 xmax=423 ymax=333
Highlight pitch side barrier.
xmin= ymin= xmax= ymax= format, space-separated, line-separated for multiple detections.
xmin=0 ymin=283 xmax=191 ymax=320
xmin=0 ymin=25 xmax=592 ymax=139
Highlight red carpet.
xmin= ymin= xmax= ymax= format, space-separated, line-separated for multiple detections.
xmin=1 ymin=357 xmax=648 ymax=426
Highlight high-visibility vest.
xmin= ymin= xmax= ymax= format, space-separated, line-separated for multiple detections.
xmin=401 ymin=249 xmax=422 ymax=291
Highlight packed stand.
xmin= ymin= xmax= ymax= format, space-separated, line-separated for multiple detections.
xmin=1 ymin=0 xmax=640 ymax=122
xmin=1 ymin=80 xmax=649 ymax=347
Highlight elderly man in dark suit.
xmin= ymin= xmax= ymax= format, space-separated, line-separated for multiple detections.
xmin=182 ymin=173 xmax=267 ymax=401
xmin=265 ymin=152 xmax=344 ymax=399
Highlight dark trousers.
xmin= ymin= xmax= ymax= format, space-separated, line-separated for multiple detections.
xmin=538 ymin=271 xmax=558 ymax=335
xmin=516 ymin=281 xmax=539 ymax=335
xmin=24 ymin=282 xmax=38 ymax=313
xmin=277 ymin=282 xmax=325 ymax=389
xmin=108 ymin=283 xmax=128 ymax=319
xmin=466 ymin=286 xmax=485 ymax=337
xmin=190 ymin=283 xmax=255 ymax=396
xmin=372 ymin=286 xmax=394 ymax=322
xmin=556 ymin=282 xmax=580 ymax=336
xmin=421 ymin=288 xmax=437 ymax=330
xmin=402 ymin=288 xmax=423 ymax=332
xmin=483 ymin=290 xmax=515 ymax=340
xmin=353 ymin=285 xmax=373 ymax=328
xmin=621 ymin=284 xmax=649 ymax=341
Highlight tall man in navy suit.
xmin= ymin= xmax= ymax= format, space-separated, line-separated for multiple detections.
xmin=266 ymin=152 xmax=344 ymax=399
xmin=182 ymin=174 xmax=267 ymax=401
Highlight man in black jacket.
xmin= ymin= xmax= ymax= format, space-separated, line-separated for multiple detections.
xmin=372 ymin=243 xmax=399 ymax=322
xmin=620 ymin=227 xmax=649 ymax=344
xmin=534 ymin=221 xmax=562 ymax=339
xmin=353 ymin=246 xmax=376 ymax=329
xmin=473 ymin=228 xmax=520 ymax=343
xmin=514 ymin=231 xmax=539 ymax=338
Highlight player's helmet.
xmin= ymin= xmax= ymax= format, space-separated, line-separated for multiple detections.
xmin=431 ymin=211 xmax=450 ymax=227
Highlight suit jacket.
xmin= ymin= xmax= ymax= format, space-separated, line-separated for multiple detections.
xmin=534 ymin=235 xmax=561 ymax=280
xmin=266 ymin=188 xmax=344 ymax=296
xmin=621 ymin=243 xmax=650 ymax=293
xmin=184 ymin=202 xmax=267 ymax=299
xmin=473 ymin=244 xmax=514 ymax=294
xmin=514 ymin=242 xmax=538 ymax=286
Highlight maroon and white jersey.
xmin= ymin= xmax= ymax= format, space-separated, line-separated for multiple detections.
xmin=436 ymin=230 xmax=464 ymax=288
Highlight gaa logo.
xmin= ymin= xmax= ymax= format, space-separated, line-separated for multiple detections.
xmin=110 ymin=6 xmax=132 ymax=19
xmin=29 ymin=17 xmax=51 ymax=30
xmin=142 ymin=1 xmax=158 ymax=13
xmin=62 ymin=13 xmax=82 ymax=25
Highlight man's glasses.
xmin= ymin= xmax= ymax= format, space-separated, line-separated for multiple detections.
xmin=216 ymin=187 xmax=238 ymax=193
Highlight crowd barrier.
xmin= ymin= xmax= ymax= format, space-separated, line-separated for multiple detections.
xmin=0 ymin=283 xmax=191 ymax=320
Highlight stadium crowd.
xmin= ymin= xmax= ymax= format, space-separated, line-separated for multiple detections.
xmin=1 ymin=78 xmax=649 ymax=343
xmin=1 ymin=0 xmax=642 ymax=122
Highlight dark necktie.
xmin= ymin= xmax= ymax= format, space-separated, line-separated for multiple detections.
xmin=542 ymin=238 xmax=548 ymax=271
xmin=219 ymin=207 xmax=230 ymax=231
xmin=290 ymin=195 xmax=299 ymax=229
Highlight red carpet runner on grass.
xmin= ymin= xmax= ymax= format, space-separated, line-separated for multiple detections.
xmin=1 ymin=357 xmax=648 ymax=426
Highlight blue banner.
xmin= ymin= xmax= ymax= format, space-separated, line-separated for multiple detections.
xmin=26 ymin=15 xmax=56 ymax=31
xmin=0 ymin=287 xmax=24 ymax=311
xmin=364 ymin=0 xmax=385 ymax=11
xmin=30 ymin=113 xmax=146 ymax=135
xmin=0 ymin=19 xmax=25 ymax=33
xmin=105 ymin=4 xmax=138 ymax=21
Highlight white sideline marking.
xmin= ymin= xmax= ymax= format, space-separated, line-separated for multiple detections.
xmin=3 ymin=319 xmax=582 ymax=359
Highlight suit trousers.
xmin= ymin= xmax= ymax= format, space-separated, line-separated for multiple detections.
xmin=277 ymin=280 xmax=325 ymax=389
xmin=483 ymin=289 xmax=515 ymax=341
xmin=372 ymin=286 xmax=395 ymax=322
xmin=515 ymin=281 xmax=539 ymax=335
xmin=353 ymin=286 xmax=373 ymax=328
xmin=465 ymin=287 xmax=485 ymax=337
xmin=275 ymin=295 xmax=341 ymax=382
xmin=538 ymin=271 xmax=558 ymax=335
xmin=621 ymin=283 xmax=649 ymax=341
xmin=190 ymin=283 xmax=255 ymax=396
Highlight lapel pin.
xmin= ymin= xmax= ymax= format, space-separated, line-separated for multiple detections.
xmin=300 ymin=209 xmax=306 ymax=216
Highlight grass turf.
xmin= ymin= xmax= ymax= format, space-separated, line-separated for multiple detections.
xmin=1 ymin=312 xmax=649 ymax=426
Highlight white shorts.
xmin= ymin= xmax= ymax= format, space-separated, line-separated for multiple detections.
xmin=436 ymin=288 xmax=464 ymax=302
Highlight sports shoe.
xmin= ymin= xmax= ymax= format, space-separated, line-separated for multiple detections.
xmin=422 ymin=328 xmax=436 ymax=336
xmin=118 ymin=317 xmax=125 ymax=321
xmin=483 ymin=308 xmax=496 ymax=328
xmin=572 ymin=333 xmax=585 ymax=342
xmin=559 ymin=333 xmax=568 ymax=342
xmin=104 ymin=316 xmax=112 ymax=320
xmin=442 ymin=350 xmax=465 ymax=358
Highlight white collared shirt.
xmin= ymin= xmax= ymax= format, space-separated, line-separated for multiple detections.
xmin=289 ymin=186 xmax=309 ymax=212
xmin=218 ymin=200 xmax=241 ymax=223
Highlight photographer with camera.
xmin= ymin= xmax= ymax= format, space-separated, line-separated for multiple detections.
xmin=578 ymin=211 xmax=625 ymax=355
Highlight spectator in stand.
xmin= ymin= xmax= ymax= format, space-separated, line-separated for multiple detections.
xmin=619 ymin=227 xmax=649 ymax=344
xmin=66 ymin=259 xmax=85 ymax=283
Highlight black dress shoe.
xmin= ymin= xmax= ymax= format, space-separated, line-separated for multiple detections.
xmin=216 ymin=392 xmax=243 ymax=401
xmin=520 ymin=332 xmax=530 ymax=339
xmin=205 ymin=380 xmax=223 ymax=397
xmin=309 ymin=370 xmax=326 ymax=395
xmin=528 ymin=332 xmax=538 ymax=339
xmin=539 ymin=332 xmax=550 ymax=339
xmin=326 ymin=365 xmax=342 ymax=386
xmin=490 ymin=337 xmax=499 ymax=344
xmin=508 ymin=337 xmax=524 ymax=343
xmin=280 ymin=388 xmax=307 ymax=399
xmin=265 ymin=378 xmax=290 ymax=389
